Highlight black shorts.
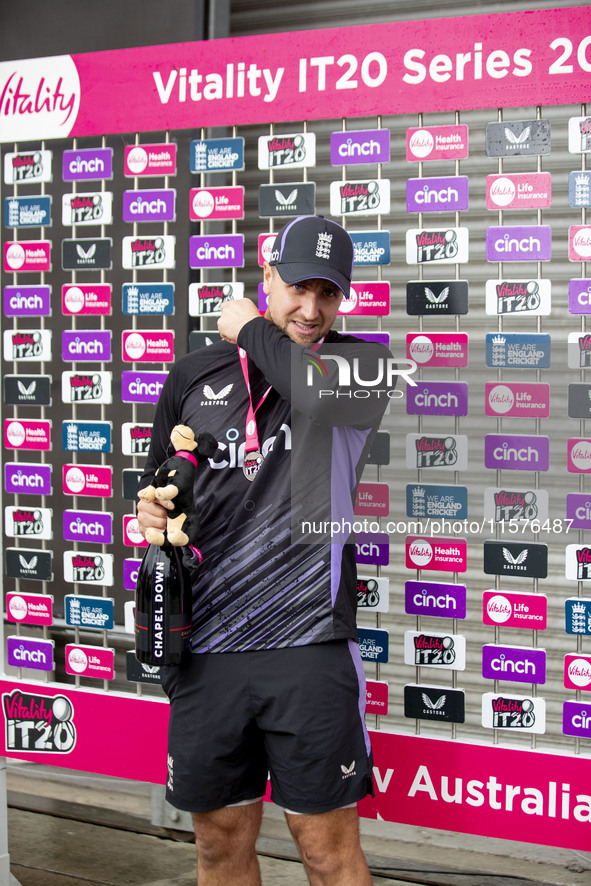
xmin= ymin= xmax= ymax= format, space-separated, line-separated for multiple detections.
xmin=161 ymin=640 xmax=374 ymax=814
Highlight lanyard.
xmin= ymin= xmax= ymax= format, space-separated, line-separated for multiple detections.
xmin=237 ymin=338 xmax=324 ymax=480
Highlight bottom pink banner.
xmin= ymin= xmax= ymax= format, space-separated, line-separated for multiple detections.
xmin=1 ymin=680 xmax=589 ymax=850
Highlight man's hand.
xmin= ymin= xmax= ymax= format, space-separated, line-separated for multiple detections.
xmin=218 ymin=298 xmax=261 ymax=344
xmin=137 ymin=497 xmax=173 ymax=538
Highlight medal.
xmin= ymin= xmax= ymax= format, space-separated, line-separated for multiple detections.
xmin=243 ymin=448 xmax=264 ymax=481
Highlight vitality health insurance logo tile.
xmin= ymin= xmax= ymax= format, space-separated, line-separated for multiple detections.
xmin=4 ymin=150 xmax=53 ymax=184
xmin=124 ymin=143 xmax=177 ymax=177
xmin=4 ymin=419 xmax=51 ymax=451
xmin=405 ymin=536 xmax=467 ymax=572
xmin=564 ymin=654 xmax=591 ymax=692
xmin=190 ymin=137 xmax=244 ymax=173
xmin=62 ymin=147 xmax=113 ymax=181
xmin=5 ymin=462 xmax=52 ymax=496
xmin=4 ymin=241 xmax=51 ymax=272
xmin=406 ymin=332 xmax=468 ymax=368
xmin=62 ymin=283 xmax=112 ymax=315
xmin=330 ymin=129 xmax=390 ymax=165
xmin=484 ymin=434 xmax=549 ymax=471
xmin=4 ymin=284 xmax=51 ymax=316
xmin=483 ymin=590 xmax=547 ymax=630
xmin=406 ymin=125 xmax=468 ymax=162
xmin=122 ymin=189 xmax=176 ymax=222
xmin=4 ymin=195 xmax=52 ymax=228
xmin=122 ymin=331 xmax=174 ymax=363
xmin=406 ymin=176 xmax=469 ymax=213
xmin=6 ymin=591 xmax=53 ymax=625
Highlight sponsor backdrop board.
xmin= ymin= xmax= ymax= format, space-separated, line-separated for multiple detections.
xmin=1 ymin=4 xmax=590 ymax=855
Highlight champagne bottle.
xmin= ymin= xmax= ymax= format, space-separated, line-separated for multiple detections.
xmin=134 ymin=540 xmax=192 ymax=666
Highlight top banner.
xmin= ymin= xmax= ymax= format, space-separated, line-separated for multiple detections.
xmin=0 ymin=7 xmax=589 ymax=142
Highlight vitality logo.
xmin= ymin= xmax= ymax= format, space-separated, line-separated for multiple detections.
xmin=3 ymin=689 xmax=76 ymax=753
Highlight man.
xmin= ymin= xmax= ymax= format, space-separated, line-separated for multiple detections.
xmin=137 ymin=215 xmax=389 ymax=885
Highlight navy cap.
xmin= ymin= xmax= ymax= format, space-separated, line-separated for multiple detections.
xmin=268 ymin=215 xmax=354 ymax=298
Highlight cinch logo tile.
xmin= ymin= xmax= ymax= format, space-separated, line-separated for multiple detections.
xmin=62 ymin=283 xmax=112 ymax=315
xmin=563 ymin=700 xmax=591 ymax=739
xmin=486 ymin=226 xmax=551 ymax=262
xmin=355 ymin=532 xmax=389 ymax=566
xmin=485 ymin=382 xmax=549 ymax=418
xmin=483 ymin=590 xmax=547 ymax=630
xmin=63 ymin=511 xmax=113 ymax=545
xmin=65 ymin=644 xmax=115 ymax=679
xmin=482 ymin=644 xmax=546 ymax=684
xmin=124 ymin=143 xmax=176 ymax=177
xmin=5 ymin=462 xmax=52 ymax=496
xmin=330 ymin=179 xmax=390 ymax=216
xmin=62 ymin=331 xmax=112 ymax=362
xmin=123 ymin=558 xmax=142 ymax=591
xmin=485 ymin=279 xmax=551 ymax=316
xmin=405 ymin=580 xmax=466 ymax=618
xmin=62 ymin=147 xmax=113 ymax=181
xmin=189 ymin=186 xmax=244 ymax=220
xmin=486 ymin=172 xmax=551 ymax=209
xmin=407 ymin=382 xmax=468 ymax=417
xmin=122 ymin=330 xmax=174 ymax=363
xmin=568 ymin=279 xmax=591 ymax=313
xmin=4 ymin=285 xmax=51 ymax=316
xmin=406 ymin=176 xmax=469 ymax=213
xmin=331 ymin=129 xmax=390 ymax=165
xmin=62 ymin=464 xmax=112 ymax=498
xmin=406 ymin=125 xmax=468 ymax=161
xmin=121 ymin=371 xmax=168 ymax=404
xmin=6 ymin=592 xmax=53 ymax=626
xmin=4 ymin=150 xmax=52 ymax=184
xmin=484 ymin=435 xmax=549 ymax=471
xmin=339 ymin=282 xmax=390 ymax=316
xmin=566 ymin=494 xmax=591 ymax=529
xmin=406 ymin=332 xmax=468 ymax=368
xmin=405 ymin=536 xmax=467 ymax=572
xmin=3 ymin=240 xmax=51 ymax=272
xmin=122 ymin=189 xmax=176 ymax=223
xmin=189 ymin=235 xmax=244 ymax=269
xmin=7 ymin=636 xmax=54 ymax=672
xmin=4 ymin=419 xmax=51 ymax=451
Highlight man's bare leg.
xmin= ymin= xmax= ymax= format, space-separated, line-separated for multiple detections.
xmin=192 ymin=800 xmax=263 ymax=886
xmin=286 ymin=805 xmax=372 ymax=886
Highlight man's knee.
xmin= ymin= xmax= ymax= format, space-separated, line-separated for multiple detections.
xmin=286 ymin=806 xmax=364 ymax=873
xmin=192 ymin=801 xmax=262 ymax=865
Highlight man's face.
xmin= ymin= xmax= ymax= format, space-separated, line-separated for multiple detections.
xmin=262 ymin=263 xmax=344 ymax=344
